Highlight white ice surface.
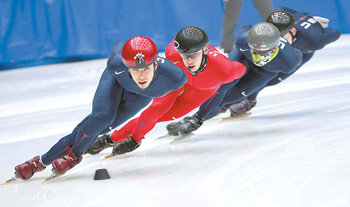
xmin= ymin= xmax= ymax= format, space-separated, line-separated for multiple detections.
xmin=1 ymin=35 xmax=350 ymax=207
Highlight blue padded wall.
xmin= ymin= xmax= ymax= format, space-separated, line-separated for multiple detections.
xmin=0 ymin=0 xmax=349 ymax=70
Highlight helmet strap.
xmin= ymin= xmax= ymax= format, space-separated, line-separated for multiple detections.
xmin=289 ymin=27 xmax=298 ymax=44
xmin=197 ymin=53 xmax=207 ymax=73
xmin=150 ymin=61 xmax=158 ymax=83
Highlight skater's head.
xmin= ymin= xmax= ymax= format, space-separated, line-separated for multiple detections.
xmin=174 ymin=26 xmax=209 ymax=74
xmin=248 ymin=22 xmax=281 ymax=66
xmin=266 ymin=10 xmax=295 ymax=36
xmin=266 ymin=10 xmax=297 ymax=44
xmin=122 ymin=36 xmax=159 ymax=89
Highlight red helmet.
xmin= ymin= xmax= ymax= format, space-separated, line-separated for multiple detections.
xmin=121 ymin=36 xmax=158 ymax=69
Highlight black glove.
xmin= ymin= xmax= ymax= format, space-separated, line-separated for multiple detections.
xmin=112 ymin=135 xmax=141 ymax=155
xmin=166 ymin=114 xmax=203 ymax=136
xmin=85 ymin=133 xmax=113 ymax=155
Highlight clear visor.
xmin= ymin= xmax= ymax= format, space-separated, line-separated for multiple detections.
xmin=251 ymin=49 xmax=272 ymax=56
xmin=179 ymin=50 xmax=203 ymax=59
xmin=250 ymin=47 xmax=279 ymax=67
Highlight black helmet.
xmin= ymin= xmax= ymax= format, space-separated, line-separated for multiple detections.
xmin=248 ymin=22 xmax=281 ymax=54
xmin=174 ymin=26 xmax=209 ymax=54
xmin=266 ymin=10 xmax=295 ymax=36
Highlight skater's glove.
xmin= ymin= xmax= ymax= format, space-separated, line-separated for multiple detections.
xmin=85 ymin=133 xmax=113 ymax=155
xmin=112 ymin=135 xmax=140 ymax=155
xmin=313 ymin=16 xmax=329 ymax=28
xmin=177 ymin=114 xmax=204 ymax=135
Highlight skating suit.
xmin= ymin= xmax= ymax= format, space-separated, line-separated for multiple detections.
xmin=41 ymin=41 xmax=187 ymax=164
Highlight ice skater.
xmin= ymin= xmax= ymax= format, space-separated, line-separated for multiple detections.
xmin=224 ymin=8 xmax=341 ymax=116
xmin=8 ymin=36 xmax=188 ymax=183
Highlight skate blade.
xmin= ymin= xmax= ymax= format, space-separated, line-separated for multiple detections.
xmin=102 ymin=153 xmax=129 ymax=160
xmin=2 ymin=177 xmax=17 ymax=185
xmin=170 ymin=133 xmax=195 ymax=144
xmin=154 ymin=134 xmax=172 ymax=140
xmin=220 ymin=112 xmax=251 ymax=121
xmin=42 ymin=174 xmax=60 ymax=183
xmin=102 ymin=153 xmax=117 ymax=160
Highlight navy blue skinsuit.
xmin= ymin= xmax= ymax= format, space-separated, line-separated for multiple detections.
xmin=41 ymin=42 xmax=187 ymax=165
xmin=196 ymin=24 xmax=303 ymax=120
xmin=259 ymin=6 xmax=341 ymax=91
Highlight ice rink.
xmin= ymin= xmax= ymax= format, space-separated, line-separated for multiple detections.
xmin=1 ymin=35 xmax=349 ymax=207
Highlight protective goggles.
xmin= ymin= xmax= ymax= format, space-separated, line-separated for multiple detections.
xmin=250 ymin=47 xmax=279 ymax=67
xmin=250 ymin=49 xmax=272 ymax=56
xmin=179 ymin=50 xmax=203 ymax=59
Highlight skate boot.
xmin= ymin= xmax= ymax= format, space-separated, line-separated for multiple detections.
xmin=15 ymin=156 xmax=46 ymax=180
xmin=177 ymin=115 xmax=203 ymax=135
xmin=219 ymin=106 xmax=228 ymax=113
xmin=166 ymin=115 xmax=203 ymax=136
xmin=228 ymin=98 xmax=257 ymax=116
xmin=85 ymin=133 xmax=113 ymax=155
xmin=51 ymin=148 xmax=82 ymax=175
